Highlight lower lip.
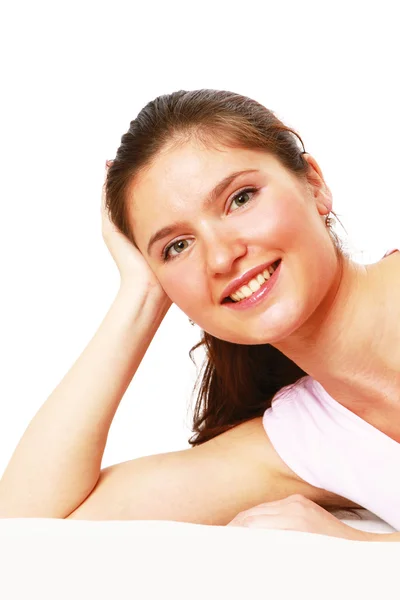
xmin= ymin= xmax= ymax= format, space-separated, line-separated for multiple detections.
xmin=222 ymin=261 xmax=282 ymax=311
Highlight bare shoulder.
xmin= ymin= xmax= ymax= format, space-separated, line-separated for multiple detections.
xmin=380 ymin=248 xmax=400 ymax=275
xmin=66 ymin=417 xmax=355 ymax=522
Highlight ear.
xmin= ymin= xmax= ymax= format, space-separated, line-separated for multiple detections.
xmin=303 ymin=154 xmax=332 ymax=215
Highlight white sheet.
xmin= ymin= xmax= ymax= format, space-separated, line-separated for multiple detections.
xmin=0 ymin=513 xmax=398 ymax=600
xmin=330 ymin=507 xmax=396 ymax=533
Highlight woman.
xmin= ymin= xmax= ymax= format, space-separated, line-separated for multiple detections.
xmin=0 ymin=90 xmax=399 ymax=541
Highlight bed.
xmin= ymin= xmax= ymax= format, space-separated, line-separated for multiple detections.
xmin=0 ymin=509 xmax=398 ymax=599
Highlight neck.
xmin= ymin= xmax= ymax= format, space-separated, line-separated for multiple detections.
xmin=274 ymin=253 xmax=400 ymax=407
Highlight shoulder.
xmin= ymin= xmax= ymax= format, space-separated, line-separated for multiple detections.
xmin=381 ymin=248 xmax=400 ymax=274
xmin=383 ymin=248 xmax=399 ymax=259
xmin=378 ymin=249 xmax=400 ymax=293
xmin=202 ymin=416 xmax=356 ymax=510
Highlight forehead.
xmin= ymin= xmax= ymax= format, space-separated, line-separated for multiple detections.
xmin=126 ymin=139 xmax=286 ymax=247
xmin=131 ymin=139 xmax=281 ymax=200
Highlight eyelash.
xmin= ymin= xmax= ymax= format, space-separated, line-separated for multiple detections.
xmin=161 ymin=186 xmax=259 ymax=262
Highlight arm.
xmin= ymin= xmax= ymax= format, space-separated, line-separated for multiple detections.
xmin=0 ymin=170 xmax=359 ymax=525
xmin=0 ymin=279 xmax=354 ymax=525
xmin=0 ymin=282 xmax=339 ymax=524
xmin=364 ymin=532 xmax=400 ymax=542
xmin=65 ymin=416 xmax=326 ymax=523
xmin=0 ymin=286 xmax=170 ymax=519
xmin=226 ymin=493 xmax=400 ymax=542
xmin=0 ymin=170 xmax=172 ymax=519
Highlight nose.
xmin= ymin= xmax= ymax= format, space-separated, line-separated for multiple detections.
xmin=203 ymin=228 xmax=247 ymax=275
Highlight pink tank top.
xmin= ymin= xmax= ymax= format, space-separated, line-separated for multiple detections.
xmin=263 ymin=376 xmax=400 ymax=529
xmin=263 ymin=249 xmax=400 ymax=529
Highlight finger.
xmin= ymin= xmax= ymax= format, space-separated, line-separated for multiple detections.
xmin=228 ymin=508 xmax=281 ymax=527
xmin=105 ymin=159 xmax=114 ymax=182
xmin=240 ymin=505 xmax=284 ymax=519
xmin=102 ymin=160 xmax=112 ymax=212
xmin=251 ymin=494 xmax=308 ymax=508
xmin=101 ymin=178 xmax=107 ymax=214
xmin=231 ymin=495 xmax=307 ymax=521
xmin=227 ymin=520 xmax=243 ymax=527
xmin=249 ymin=495 xmax=308 ymax=510
xmin=241 ymin=515 xmax=302 ymax=532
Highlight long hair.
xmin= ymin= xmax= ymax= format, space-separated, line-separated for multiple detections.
xmin=105 ymin=89 xmax=342 ymax=446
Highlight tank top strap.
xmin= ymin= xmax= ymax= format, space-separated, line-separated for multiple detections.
xmin=383 ymin=248 xmax=399 ymax=258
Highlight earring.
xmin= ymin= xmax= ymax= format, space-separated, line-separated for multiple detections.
xmin=325 ymin=214 xmax=333 ymax=228
xmin=188 ymin=318 xmax=195 ymax=326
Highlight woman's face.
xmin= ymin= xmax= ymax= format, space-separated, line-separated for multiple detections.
xmin=128 ymin=138 xmax=337 ymax=345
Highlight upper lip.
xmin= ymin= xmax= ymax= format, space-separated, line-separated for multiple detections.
xmin=220 ymin=259 xmax=279 ymax=302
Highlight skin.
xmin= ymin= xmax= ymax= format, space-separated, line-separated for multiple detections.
xmin=129 ymin=138 xmax=400 ymax=442
xmin=2 ymin=140 xmax=398 ymax=541
xmin=67 ymin=139 xmax=400 ymax=541
xmin=130 ymin=139 xmax=337 ymax=347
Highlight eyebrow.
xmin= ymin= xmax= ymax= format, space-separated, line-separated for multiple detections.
xmin=146 ymin=169 xmax=259 ymax=256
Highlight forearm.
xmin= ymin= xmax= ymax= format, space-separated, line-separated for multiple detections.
xmin=363 ymin=531 xmax=400 ymax=542
xmin=0 ymin=285 xmax=170 ymax=519
xmin=345 ymin=524 xmax=400 ymax=542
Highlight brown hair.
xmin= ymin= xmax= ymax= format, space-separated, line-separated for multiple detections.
xmin=105 ymin=89 xmax=342 ymax=446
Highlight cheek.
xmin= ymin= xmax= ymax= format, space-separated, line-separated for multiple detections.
xmin=158 ymin=270 xmax=203 ymax=307
xmin=249 ymin=192 xmax=304 ymax=246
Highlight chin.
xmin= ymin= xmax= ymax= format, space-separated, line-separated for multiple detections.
xmin=206 ymin=321 xmax=297 ymax=346
xmin=206 ymin=301 xmax=307 ymax=345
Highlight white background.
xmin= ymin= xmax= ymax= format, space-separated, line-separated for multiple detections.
xmin=0 ymin=0 xmax=399 ymax=476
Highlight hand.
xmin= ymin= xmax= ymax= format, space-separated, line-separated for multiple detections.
xmin=102 ymin=162 xmax=170 ymax=304
xmin=227 ymin=494 xmax=368 ymax=541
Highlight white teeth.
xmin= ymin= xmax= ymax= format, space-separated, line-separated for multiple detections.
xmin=241 ymin=285 xmax=253 ymax=298
xmin=228 ymin=262 xmax=278 ymax=302
xmin=230 ymin=275 xmax=264 ymax=300
xmin=256 ymin=274 xmax=265 ymax=285
xmin=248 ymin=279 xmax=261 ymax=292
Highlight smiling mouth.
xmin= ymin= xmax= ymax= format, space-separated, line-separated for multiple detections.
xmin=221 ymin=259 xmax=281 ymax=304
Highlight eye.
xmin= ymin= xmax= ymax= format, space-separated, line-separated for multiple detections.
xmin=228 ymin=187 xmax=258 ymax=212
xmin=162 ymin=238 xmax=191 ymax=262
xmin=161 ymin=186 xmax=259 ymax=262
